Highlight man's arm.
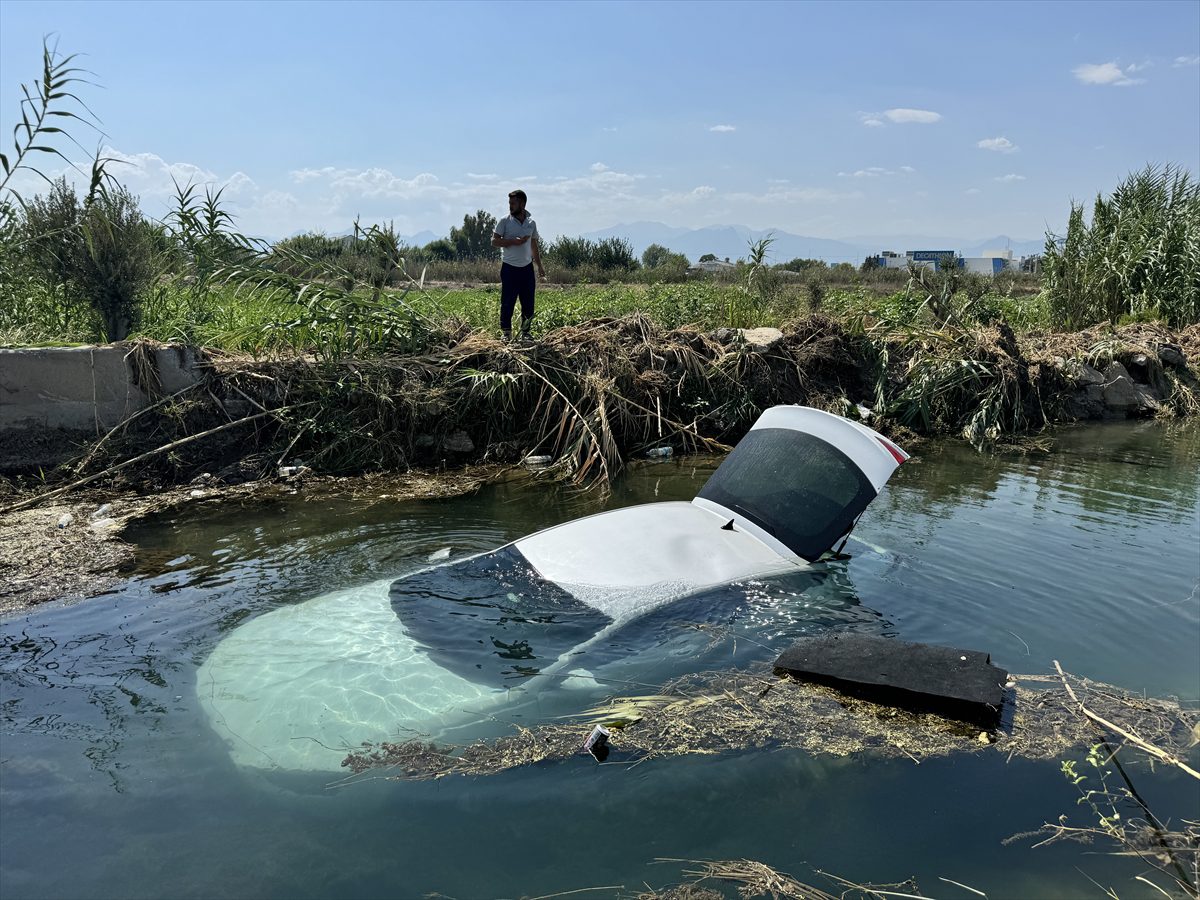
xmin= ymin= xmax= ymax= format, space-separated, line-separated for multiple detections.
xmin=491 ymin=233 xmax=529 ymax=248
xmin=531 ymin=235 xmax=545 ymax=276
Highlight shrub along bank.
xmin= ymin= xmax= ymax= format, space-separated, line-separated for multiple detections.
xmin=2 ymin=314 xmax=1196 ymax=504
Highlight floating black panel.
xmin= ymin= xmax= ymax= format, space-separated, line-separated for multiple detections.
xmin=774 ymin=634 xmax=1008 ymax=728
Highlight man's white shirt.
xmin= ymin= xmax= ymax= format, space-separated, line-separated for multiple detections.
xmin=494 ymin=213 xmax=539 ymax=267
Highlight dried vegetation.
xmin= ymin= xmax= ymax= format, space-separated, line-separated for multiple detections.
xmin=7 ymin=314 xmax=1198 ymax=509
xmin=340 ymin=667 xmax=1199 ymax=781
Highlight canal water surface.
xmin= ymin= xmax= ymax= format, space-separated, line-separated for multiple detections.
xmin=2 ymin=421 xmax=1198 ymax=899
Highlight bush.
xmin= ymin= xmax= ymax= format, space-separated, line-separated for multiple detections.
xmin=545 ymin=235 xmax=593 ymax=269
xmin=21 ymin=178 xmax=88 ymax=332
xmin=18 ymin=179 xmax=159 ymax=342
xmin=544 ymin=235 xmax=639 ymax=274
xmin=780 ymin=257 xmax=826 ymax=273
xmin=640 ymin=243 xmax=690 ymax=283
xmin=592 ymin=236 xmax=639 ymax=272
xmin=78 ymin=185 xmax=160 ymax=341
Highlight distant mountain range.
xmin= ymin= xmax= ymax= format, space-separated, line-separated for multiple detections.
xmin=580 ymin=222 xmax=1046 ymax=265
xmin=282 ymin=222 xmax=1046 ymax=264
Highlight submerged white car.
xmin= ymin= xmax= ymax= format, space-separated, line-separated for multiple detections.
xmin=390 ymin=405 xmax=909 ymax=689
xmin=199 ymin=404 xmax=907 ymax=771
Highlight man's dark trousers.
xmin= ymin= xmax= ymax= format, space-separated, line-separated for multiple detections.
xmin=500 ymin=262 xmax=535 ymax=335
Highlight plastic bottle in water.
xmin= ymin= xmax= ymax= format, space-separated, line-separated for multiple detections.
xmin=646 ymin=446 xmax=673 ymax=458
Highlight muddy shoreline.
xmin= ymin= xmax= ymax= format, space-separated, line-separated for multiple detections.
xmin=0 ymin=467 xmax=498 ymax=617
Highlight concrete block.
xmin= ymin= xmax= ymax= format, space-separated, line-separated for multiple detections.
xmin=0 ymin=346 xmax=145 ymax=431
xmin=0 ymin=343 xmax=207 ymax=472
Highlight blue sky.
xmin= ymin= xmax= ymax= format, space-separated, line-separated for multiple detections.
xmin=1 ymin=0 xmax=1198 ymax=243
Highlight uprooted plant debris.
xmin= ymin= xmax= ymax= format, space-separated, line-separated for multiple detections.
xmin=341 ymin=666 xmax=1199 ymax=780
xmin=636 ymin=858 xmax=934 ymax=900
xmin=5 ymin=316 xmax=1198 ymax=506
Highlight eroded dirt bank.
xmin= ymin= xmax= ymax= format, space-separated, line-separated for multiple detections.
xmin=0 ymin=468 xmax=496 ymax=616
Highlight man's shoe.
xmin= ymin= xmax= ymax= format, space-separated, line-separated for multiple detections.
xmin=502 ymin=329 xmax=513 ymax=342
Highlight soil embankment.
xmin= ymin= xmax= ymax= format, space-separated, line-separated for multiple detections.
xmin=2 ymin=315 xmax=1197 ymax=613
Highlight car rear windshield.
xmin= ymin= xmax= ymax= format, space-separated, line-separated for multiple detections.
xmin=697 ymin=427 xmax=877 ymax=561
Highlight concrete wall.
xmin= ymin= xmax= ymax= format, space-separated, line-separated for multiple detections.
xmin=962 ymin=257 xmax=1010 ymax=275
xmin=0 ymin=344 xmax=205 ymax=433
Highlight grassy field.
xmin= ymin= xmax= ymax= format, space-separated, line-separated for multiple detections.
xmin=0 ymin=274 xmax=1054 ymax=355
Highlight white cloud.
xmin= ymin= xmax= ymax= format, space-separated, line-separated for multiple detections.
xmin=965 ymin=188 xmax=982 ymax=195
xmin=590 ymin=162 xmax=610 ymax=172
xmin=978 ymin=136 xmax=1018 ymax=153
xmin=860 ymin=114 xmax=885 ymax=127
xmin=1072 ymin=62 xmax=1146 ymax=86
xmin=255 ymin=190 xmax=301 ymax=214
xmin=291 ymin=167 xmax=335 ymax=183
xmin=709 ymin=124 xmax=736 ymax=133
xmin=836 ymin=166 xmax=915 ymax=178
xmin=838 ymin=167 xmax=894 ymax=178
xmin=726 ymin=186 xmax=861 ymax=205
xmin=24 ymin=148 xmax=884 ymax=240
xmin=884 ymin=108 xmax=942 ymax=124
xmin=1174 ymin=55 xmax=1200 ymax=67
xmin=221 ymin=171 xmax=256 ymax=196
xmin=324 ymin=168 xmax=440 ymax=198
xmin=994 ymin=174 xmax=1026 ymax=182
xmin=663 ymin=185 xmax=717 ymax=206
xmin=103 ymin=148 xmax=220 ymax=197
xmin=602 ymin=126 xmax=619 ymax=132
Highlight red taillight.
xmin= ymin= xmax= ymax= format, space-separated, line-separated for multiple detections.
xmin=877 ymin=436 xmax=907 ymax=465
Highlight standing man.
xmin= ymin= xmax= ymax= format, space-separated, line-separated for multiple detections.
xmin=491 ymin=190 xmax=545 ymax=341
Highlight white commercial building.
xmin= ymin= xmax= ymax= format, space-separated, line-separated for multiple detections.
xmin=869 ymin=248 xmax=1015 ymax=275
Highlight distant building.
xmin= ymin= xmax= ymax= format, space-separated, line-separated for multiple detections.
xmin=691 ymin=258 xmax=737 ymax=273
xmin=867 ymin=248 xmax=1016 ymax=275
xmin=962 ymin=249 xmax=1014 ymax=275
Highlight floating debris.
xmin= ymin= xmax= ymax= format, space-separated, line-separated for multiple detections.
xmin=342 ymin=666 xmax=1199 ymax=781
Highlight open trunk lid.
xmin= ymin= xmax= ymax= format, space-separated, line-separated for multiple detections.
xmin=693 ymin=406 xmax=907 ymax=562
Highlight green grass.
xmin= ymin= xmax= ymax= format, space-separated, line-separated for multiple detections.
xmin=0 ymin=275 xmax=1063 ymax=353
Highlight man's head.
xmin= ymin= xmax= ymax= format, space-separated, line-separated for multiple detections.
xmin=508 ymin=190 xmax=527 ymax=215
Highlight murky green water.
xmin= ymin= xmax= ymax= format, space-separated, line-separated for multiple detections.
xmin=2 ymin=421 xmax=1198 ymax=899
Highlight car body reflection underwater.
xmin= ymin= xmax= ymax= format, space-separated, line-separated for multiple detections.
xmin=198 ymin=406 xmax=907 ymax=772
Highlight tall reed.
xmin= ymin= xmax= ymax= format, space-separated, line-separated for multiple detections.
xmin=1043 ymin=164 xmax=1200 ymax=328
